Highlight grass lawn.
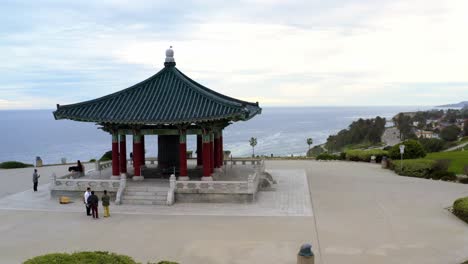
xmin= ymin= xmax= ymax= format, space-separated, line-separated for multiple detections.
xmin=425 ymin=151 xmax=468 ymax=174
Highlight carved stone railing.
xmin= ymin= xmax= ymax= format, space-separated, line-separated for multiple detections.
xmin=223 ymin=158 xmax=262 ymax=166
xmin=175 ymin=180 xmax=250 ymax=194
xmin=50 ymin=177 xmax=120 ymax=193
xmin=95 ymin=160 xmax=112 ymax=172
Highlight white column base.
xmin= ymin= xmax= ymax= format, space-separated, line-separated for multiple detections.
xmin=120 ymin=173 xmax=127 ymax=179
xmin=201 ymin=176 xmax=213 ymax=181
xmin=110 ymin=175 xmax=120 ymax=180
xmin=214 ymin=167 xmax=223 ymax=173
xmin=132 ymin=176 xmax=144 ymax=181
xmin=178 ymin=176 xmax=190 ymax=181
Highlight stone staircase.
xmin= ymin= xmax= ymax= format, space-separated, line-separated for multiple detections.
xmin=121 ymin=185 xmax=169 ymax=205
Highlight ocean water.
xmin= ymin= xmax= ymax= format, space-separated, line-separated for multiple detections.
xmin=0 ymin=106 xmax=431 ymax=164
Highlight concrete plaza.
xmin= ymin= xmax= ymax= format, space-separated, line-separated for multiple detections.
xmin=0 ymin=160 xmax=467 ymax=263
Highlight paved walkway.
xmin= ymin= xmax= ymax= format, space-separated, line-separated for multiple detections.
xmin=444 ymin=141 xmax=468 ymax=152
xmin=0 ymin=161 xmax=467 ymax=264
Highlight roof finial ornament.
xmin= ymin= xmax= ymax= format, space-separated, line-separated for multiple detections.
xmin=164 ymin=46 xmax=176 ymax=67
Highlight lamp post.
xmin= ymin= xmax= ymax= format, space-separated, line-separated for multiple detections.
xmin=399 ymin=144 xmax=405 ymax=171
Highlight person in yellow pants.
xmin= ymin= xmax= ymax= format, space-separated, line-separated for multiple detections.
xmin=101 ymin=190 xmax=110 ymax=217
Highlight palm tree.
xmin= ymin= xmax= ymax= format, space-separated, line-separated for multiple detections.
xmin=306 ymin=138 xmax=313 ymax=150
xmin=249 ymin=137 xmax=257 ymax=157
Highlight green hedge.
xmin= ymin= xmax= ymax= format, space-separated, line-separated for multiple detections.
xmin=345 ymin=149 xmax=388 ymax=162
xmin=0 ymin=161 xmax=34 ymax=169
xmin=23 ymin=251 xmax=179 ymax=264
xmin=316 ymin=153 xmax=340 ymax=160
xmin=453 ymin=197 xmax=468 ymax=224
xmin=391 ymin=159 xmax=436 ymax=178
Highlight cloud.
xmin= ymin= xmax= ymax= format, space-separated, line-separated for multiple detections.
xmin=0 ymin=0 xmax=468 ymax=109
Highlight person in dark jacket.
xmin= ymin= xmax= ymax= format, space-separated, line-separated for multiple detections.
xmin=102 ymin=190 xmax=110 ymax=217
xmin=68 ymin=160 xmax=84 ymax=173
xmin=32 ymin=169 xmax=40 ymax=192
xmin=87 ymin=191 xmax=99 ymax=219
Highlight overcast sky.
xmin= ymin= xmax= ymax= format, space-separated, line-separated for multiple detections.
xmin=1 ymin=0 xmax=467 ymax=109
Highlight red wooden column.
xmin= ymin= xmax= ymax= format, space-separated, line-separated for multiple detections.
xmin=132 ymin=133 xmax=144 ymax=180
xmin=196 ymin=135 xmax=203 ymax=167
xmin=119 ymin=133 xmax=127 ymax=175
xmin=210 ymin=132 xmax=214 ymax=174
xmin=111 ymin=132 xmax=120 ymax=179
xmin=141 ymin=135 xmax=145 ymax=166
xmin=219 ymin=130 xmax=223 ymax=167
xmin=214 ymin=131 xmax=220 ymax=168
xmin=178 ymin=130 xmax=189 ymax=180
xmin=202 ymin=130 xmax=212 ymax=180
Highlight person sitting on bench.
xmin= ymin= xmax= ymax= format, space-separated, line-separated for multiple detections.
xmin=68 ymin=160 xmax=84 ymax=173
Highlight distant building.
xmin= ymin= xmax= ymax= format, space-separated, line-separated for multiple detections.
xmin=415 ymin=130 xmax=437 ymax=139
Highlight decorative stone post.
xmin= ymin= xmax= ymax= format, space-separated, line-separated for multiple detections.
xmin=119 ymin=133 xmax=127 ymax=175
xmin=111 ymin=132 xmax=120 ymax=180
xmin=178 ymin=130 xmax=189 ymax=180
xmin=132 ymin=132 xmax=144 ymax=181
xmin=297 ymin=244 xmax=314 ymax=264
xmin=202 ymin=130 xmax=213 ymax=180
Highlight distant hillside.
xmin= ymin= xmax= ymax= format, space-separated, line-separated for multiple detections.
xmin=437 ymin=101 xmax=468 ymax=108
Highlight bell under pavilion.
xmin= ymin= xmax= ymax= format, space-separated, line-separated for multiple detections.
xmin=53 ymin=47 xmax=262 ymax=182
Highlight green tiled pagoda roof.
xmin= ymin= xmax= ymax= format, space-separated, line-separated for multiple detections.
xmin=53 ymin=65 xmax=261 ymax=125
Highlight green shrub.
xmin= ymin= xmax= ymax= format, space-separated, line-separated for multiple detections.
xmin=89 ymin=159 xmax=96 ymax=162
xmin=307 ymin=145 xmax=324 ymax=157
xmin=388 ymin=140 xmax=426 ymax=160
xmin=440 ymin=125 xmax=461 ymax=141
xmin=430 ymin=170 xmax=457 ymax=181
xmin=23 ymin=251 xmax=138 ymax=264
xmin=418 ymin=138 xmax=445 ymax=153
xmin=339 ymin=152 xmax=346 ymax=160
xmin=24 ymin=252 xmax=180 ymax=264
xmin=345 ymin=149 xmax=388 ymax=162
xmin=441 ymin=174 xmax=457 ymax=182
xmin=316 ymin=153 xmax=340 ymax=160
xmin=0 ymin=161 xmax=34 ymax=169
xmin=460 ymin=178 xmax=468 ymax=184
xmin=392 ymin=159 xmax=436 ymax=178
xmin=99 ymin=151 xmax=113 ymax=161
xmin=453 ymin=196 xmax=468 ymax=224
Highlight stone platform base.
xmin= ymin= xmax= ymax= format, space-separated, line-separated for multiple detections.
xmin=175 ymin=193 xmax=256 ymax=203
xmin=51 ymin=190 xmax=116 ymax=200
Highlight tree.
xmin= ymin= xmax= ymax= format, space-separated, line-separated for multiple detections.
xmin=249 ymin=137 xmax=257 ymax=157
xmin=306 ymin=138 xmax=313 ymax=151
xmin=464 ymin=120 xmax=468 ymax=137
xmin=388 ymin=140 xmax=426 ymax=160
xmin=393 ymin=113 xmax=414 ymax=140
xmin=418 ymin=138 xmax=445 ymax=153
xmin=443 ymin=109 xmax=459 ymax=123
xmin=440 ymin=125 xmax=461 ymax=141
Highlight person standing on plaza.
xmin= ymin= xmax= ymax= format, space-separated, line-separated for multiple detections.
xmin=83 ymin=188 xmax=91 ymax=216
xmin=32 ymin=169 xmax=40 ymax=192
xmin=101 ymin=190 xmax=110 ymax=217
xmin=87 ymin=191 xmax=99 ymax=219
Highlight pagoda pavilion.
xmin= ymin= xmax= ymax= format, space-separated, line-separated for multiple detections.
xmin=53 ymin=47 xmax=262 ymax=181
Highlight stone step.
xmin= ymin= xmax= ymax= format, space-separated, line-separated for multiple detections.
xmin=123 ymin=195 xmax=166 ymax=201
xmin=125 ymin=187 xmax=169 ymax=192
xmin=124 ymin=191 xmax=167 ymax=196
xmin=121 ymin=199 xmax=167 ymax=205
